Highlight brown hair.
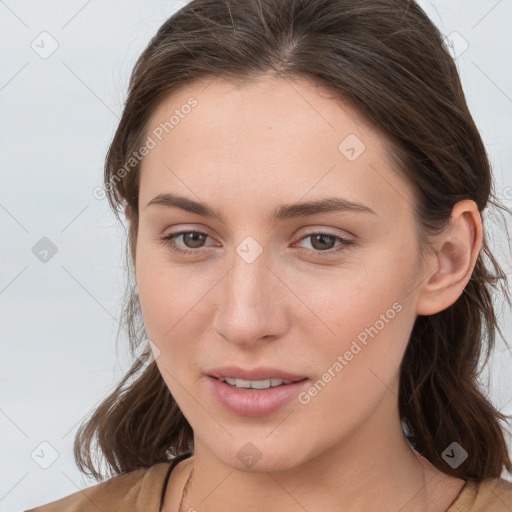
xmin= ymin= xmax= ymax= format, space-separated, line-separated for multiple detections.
xmin=74 ymin=0 xmax=512 ymax=482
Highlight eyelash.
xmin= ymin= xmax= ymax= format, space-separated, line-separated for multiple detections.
xmin=158 ymin=230 xmax=355 ymax=258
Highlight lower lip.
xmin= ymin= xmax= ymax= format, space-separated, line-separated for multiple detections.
xmin=206 ymin=375 xmax=309 ymax=417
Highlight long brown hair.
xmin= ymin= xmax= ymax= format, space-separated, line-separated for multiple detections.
xmin=74 ymin=0 xmax=512 ymax=482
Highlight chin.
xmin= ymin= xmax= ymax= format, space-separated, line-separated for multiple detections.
xmin=203 ymin=435 xmax=313 ymax=474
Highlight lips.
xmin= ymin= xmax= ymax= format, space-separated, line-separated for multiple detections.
xmin=207 ymin=365 xmax=308 ymax=382
xmin=206 ymin=375 xmax=310 ymax=416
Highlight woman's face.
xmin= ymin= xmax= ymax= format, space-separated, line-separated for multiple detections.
xmin=135 ymin=75 xmax=431 ymax=471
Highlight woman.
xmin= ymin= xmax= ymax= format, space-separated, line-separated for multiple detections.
xmin=26 ymin=0 xmax=512 ymax=510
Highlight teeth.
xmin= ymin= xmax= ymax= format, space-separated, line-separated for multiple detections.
xmin=220 ymin=377 xmax=294 ymax=389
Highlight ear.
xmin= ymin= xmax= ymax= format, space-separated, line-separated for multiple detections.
xmin=415 ymin=200 xmax=483 ymax=316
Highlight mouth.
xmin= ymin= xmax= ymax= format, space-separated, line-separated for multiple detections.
xmin=206 ymin=373 xmax=311 ymax=417
xmin=212 ymin=375 xmax=308 ymax=390
xmin=207 ymin=365 xmax=309 ymax=390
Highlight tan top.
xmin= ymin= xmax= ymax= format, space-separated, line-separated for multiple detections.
xmin=25 ymin=454 xmax=512 ymax=512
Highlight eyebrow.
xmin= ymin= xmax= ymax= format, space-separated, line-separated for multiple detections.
xmin=145 ymin=192 xmax=376 ymax=222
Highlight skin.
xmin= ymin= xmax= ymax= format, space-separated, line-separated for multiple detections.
xmin=130 ymin=75 xmax=482 ymax=511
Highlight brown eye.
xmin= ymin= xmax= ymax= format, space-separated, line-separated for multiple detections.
xmin=309 ymin=233 xmax=337 ymax=251
xmin=295 ymin=231 xmax=355 ymax=258
xmin=159 ymin=230 xmax=213 ymax=255
xmin=181 ymin=231 xmax=207 ymax=248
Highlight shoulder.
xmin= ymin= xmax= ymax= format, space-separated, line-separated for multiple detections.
xmin=449 ymin=477 xmax=512 ymax=511
xmin=23 ymin=462 xmax=172 ymax=512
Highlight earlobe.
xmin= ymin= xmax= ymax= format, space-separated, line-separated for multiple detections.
xmin=415 ymin=200 xmax=483 ymax=316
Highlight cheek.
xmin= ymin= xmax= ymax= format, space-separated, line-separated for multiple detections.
xmin=135 ymin=239 xmax=215 ymax=360
xmin=135 ymin=237 xmax=176 ymax=339
xmin=293 ymin=276 xmax=414 ymax=435
xmin=294 ymin=241 xmax=414 ymax=332
xmin=292 ymin=247 xmax=416 ymax=387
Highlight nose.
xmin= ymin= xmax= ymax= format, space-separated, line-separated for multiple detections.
xmin=211 ymin=248 xmax=289 ymax=348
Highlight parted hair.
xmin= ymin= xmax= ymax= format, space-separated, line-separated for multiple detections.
xmin=74 ymin=0 xmax=512 ymax=482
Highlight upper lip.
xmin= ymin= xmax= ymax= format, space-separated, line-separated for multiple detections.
xmin=207 ymin=366 xmax=308 ymax=382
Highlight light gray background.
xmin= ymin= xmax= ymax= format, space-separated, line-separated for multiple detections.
xmin=1 ymin=1 xmax=511 ymax=510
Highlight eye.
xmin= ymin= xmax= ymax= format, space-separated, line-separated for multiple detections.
xmin=159 ymin=229 xmax=355 ymax=257
xmin=159 ymin=230 xmax=214 ymax=255
xmin=294 ymin=231 xmax=355 ymax=257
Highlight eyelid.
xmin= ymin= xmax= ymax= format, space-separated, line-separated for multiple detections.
xmin=160 ymin=229 xmax=220 ymax=250
xmin=293 ymin=230 xmax=355 ymax=257
xmin=158 ymin=227 xmax=356 ymax=257
xmin=159 ymin=224 xmax=353 ymax=241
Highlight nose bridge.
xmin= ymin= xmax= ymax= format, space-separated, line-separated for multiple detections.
xmin=212 ymin=244 xmax=284 ymax=343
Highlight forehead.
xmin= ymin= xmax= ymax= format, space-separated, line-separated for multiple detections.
xmin=144 ymin=74 xmax=380 ymax=156
xmin=139 ymin=75 xmax=415 ymax=220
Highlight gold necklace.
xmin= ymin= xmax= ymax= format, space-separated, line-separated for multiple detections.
xmin=178 ymin=458 xmax=194 ymax=512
